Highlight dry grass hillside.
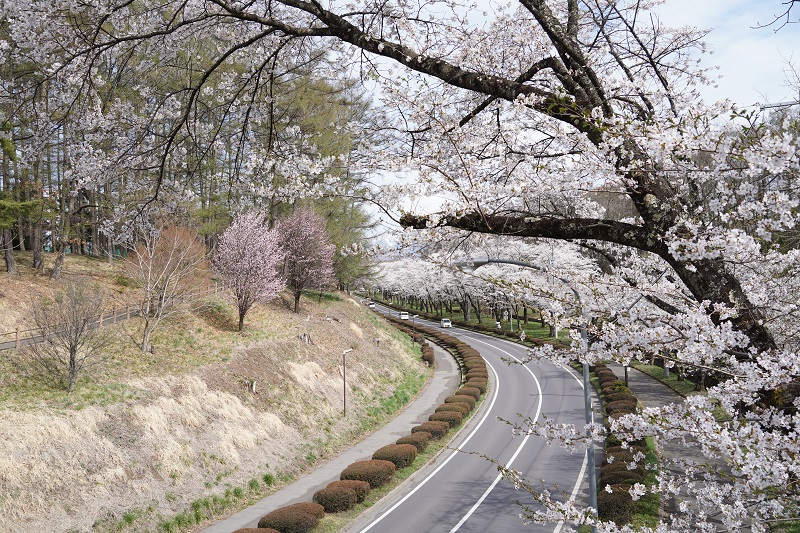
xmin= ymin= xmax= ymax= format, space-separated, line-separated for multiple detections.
xmin=0 ymin=252 xmax=427 ymax=532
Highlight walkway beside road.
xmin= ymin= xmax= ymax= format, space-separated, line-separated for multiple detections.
xmin=201 ymin=342 xmax=463 ymax=533
xmin=606 ymin=363 xmax=727 ymax=528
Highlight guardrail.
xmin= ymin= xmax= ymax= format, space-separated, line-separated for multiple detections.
xmin=0 ymin=284 xmax=224 ymax=352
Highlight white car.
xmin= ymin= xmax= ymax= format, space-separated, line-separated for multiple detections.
xmin=399 ymin=312 xmax=410 ymax=320
xmin=440 ymin=318 xmax=452 ymax=328
xmin=367 ymin=302 xmax=376 ymax=309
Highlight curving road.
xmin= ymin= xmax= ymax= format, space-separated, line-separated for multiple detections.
xmin=351 ymin=307 xmax=599 ymax=533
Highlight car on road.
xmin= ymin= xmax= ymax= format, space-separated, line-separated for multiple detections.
xmin=367 ymin=302 xmax=376 ymax=308
xmin=399 ymin=312 xmax=409 ymax=320
xmin=440 ymin=318 xmax=452 ymax=328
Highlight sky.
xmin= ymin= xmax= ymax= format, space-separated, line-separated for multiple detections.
xmin=654 ymin=0 xmax=800 ymax=107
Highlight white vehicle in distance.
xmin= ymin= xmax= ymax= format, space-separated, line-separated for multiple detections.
xmin=440 ymin=318 xmax=452 ymax=328
xmin=399 ymin=311 xmax=410 ymax=320
xmin=367 ymin=301 xmax=376 ymax=309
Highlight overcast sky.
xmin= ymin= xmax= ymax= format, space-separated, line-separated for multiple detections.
xmin=654 ymin=0 xmax=799 ymax=107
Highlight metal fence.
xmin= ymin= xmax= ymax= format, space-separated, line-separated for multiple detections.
xmin=0 ymin=284 xmax=223 ymax=352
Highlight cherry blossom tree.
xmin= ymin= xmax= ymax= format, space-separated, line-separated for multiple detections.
xmin=275 ymin=207 xmax=335 ymax=313
xmin=4 ymin=0 xmax=800 ymax=529
xmin=213 ymin=212 xmax=285 ymax=331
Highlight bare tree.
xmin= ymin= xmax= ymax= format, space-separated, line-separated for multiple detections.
xmin=24 ymin=283 xmax=111 ymax=393
xmin=126 ymin=224 xmax=208 ymax=352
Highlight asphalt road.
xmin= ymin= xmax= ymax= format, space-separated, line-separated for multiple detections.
xmin=351 ymin=308 xmax=599 ymax=533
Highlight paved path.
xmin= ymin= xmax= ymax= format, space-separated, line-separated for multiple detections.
xmin=606 ymin=364 xmax=727 ymax=528
xmin=201 ymin=342 xmax=462 ymax=532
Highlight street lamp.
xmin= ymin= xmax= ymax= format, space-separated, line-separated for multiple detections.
xmin=342 ymin=348 xmax=353 ymax=416
xmin=456 ymin=257 xmax=599 ymax=524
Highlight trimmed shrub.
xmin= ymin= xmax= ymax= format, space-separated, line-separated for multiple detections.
xmin=421 ymin=351 xmax=435 ymax=366
xmin=456 ymin=386 xmax=482 ymax=400
xmin=463 ymin=359 xmax=486 ymax=370
xmin=397 ymin=432 xmax=430 ymax=453
xmin=327 ymin=480 xmax=371 ymax=503
xmin=608 ymin=410 xmax=635 ymax=420
xmin=411 ymin=421 xmax=450 ymax=439
xmin=599 ymin=470 xmax=645 ymax=488
xmin=429 ymin=411 xmax=463 ymax=428
xmin=340 ymin=460 xmax=396 ymax=488
xmin=435 ymin=402 xmax=471 ymax=416
xmin=603 ymin=446 xmax=645 ymax=466
xmin=313 ymin=486 xmax=358 ymax=512
xmin=606 ymin=400 xmax=637 ymax=414
xmin=257 ymin=506 xmax=320 ymax=532
xmin=602 ymin=381 xmax=629 ymax=394
xmin=597 ymin=484 xmax=634 ymax=525
xmin=285 ymin=502 xmax=325 ymax=519
xmin=373 ymin=443 xmax=418 ymax=469
xmin=234 ymin=530 xmax=279 ymax=533
xmin=444 ymin=395 xmax=476 ymax=409
xmin=465 ymin=369 xmax=488 ymax=379
xmin=465 ymin=378 xmax=487 ymax=393
xmin=598 ymin=374 xmax=620 ymax=386
xmin=601 ymin=462 xmax=645 ymax=478
xmin=605 ymin=392 xmax=637 ymax=403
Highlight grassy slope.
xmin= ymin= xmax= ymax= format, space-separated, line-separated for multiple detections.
xmin=0 ymin=253 xmax=428 ymax=532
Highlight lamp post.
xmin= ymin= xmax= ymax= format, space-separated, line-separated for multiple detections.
xmin=342 ymin=348 xmax=353 ymax=416
xmin=456 ymin=257 xmax=598 ymax=524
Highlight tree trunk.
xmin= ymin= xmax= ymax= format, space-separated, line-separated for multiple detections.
xmin=3 ymin=228 xmax=17 ymax=275
xmin=32 ymin=220 xmax=44 ymax=274
xmin=294 ymin=289 xmax=301 ymax=313
xmin=238 ymin=311 xmax=245 ymax=332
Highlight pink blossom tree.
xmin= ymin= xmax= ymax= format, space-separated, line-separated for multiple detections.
xmin=213 ymin=212 xmax=285 ymax=331
xmin=275 ymin=208 xmax=335 ymax=313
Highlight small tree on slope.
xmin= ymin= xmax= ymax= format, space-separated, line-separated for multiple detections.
xmin=214 ymin=212 xmax=285 ymax=331
xmin=276 ymin=208 xmax=335 ymax=313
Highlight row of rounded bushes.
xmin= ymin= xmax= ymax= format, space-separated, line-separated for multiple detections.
xmin=592 ymin=364 xmax=647 ymax=526
xmin=237 ymin=313 xmax=489 ymax=532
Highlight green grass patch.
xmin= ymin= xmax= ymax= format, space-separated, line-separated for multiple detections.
xmin=631 ymin=363 xmax=698 ymax=396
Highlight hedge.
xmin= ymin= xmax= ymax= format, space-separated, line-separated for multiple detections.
xmin=606 ymin=400 xmax=638 ymax=414
xmin=597 ymin=484 xmax=635 ymax=525
xmin=396 ymin=432 xmax=430 ymax=453
xmin=435 ymin=402 xmax=471 ymax=416
xmin=599 ymin=470 xmax=645 ymax=488
xmin=327 ymin=479 xmax=371 ymax=503
xmin=313 ymin=485 xmax=358 ymax=513
xmin=601 ymin=462 xmax=645 ymax=478
xmin=233 ymin=530 xmax=279 ymax=533
xmin=602 ymin=446 xmax=645 ymax=466
xmin=411 ymin=421 xmax=450 ymax=439
xmin=465 ymin=378 xmax=487 ymax=393
xmin=605 ymin=392 xmax=637 ymax=403
xmin=456 ymin=386 xmax=482 ymax=400
xmin=340 ymin=460 xmax=396 ymax=488
xmin=428 ymin=411 xmax=463 ymax=428
xmin=465 ymin=369 xmax=489 ymax=379
xmin=372 ymin=443 xmax=418 ymax=469
xmin=257 ymin=506 xmax=321 ymax=533
xmin=444 ymin=395 xmax=477 ymax=409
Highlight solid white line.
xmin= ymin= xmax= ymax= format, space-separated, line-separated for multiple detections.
xmin=447 ymin=335 xmax=543 ymax=532
xmin=358 ymin=351 xmax=502 ymax=532
xmin=460 ymin=333 xmax=594 ymax=532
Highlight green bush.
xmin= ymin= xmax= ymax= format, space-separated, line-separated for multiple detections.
xmin=340 ymin=460 xmax=396 ymax=488
xmin=456 ymin=386 xmax=482 ymax=400
xmin=257 ymin=505 xmax=321 ymax=533
xmin=444 ymin=395 xmax=476 ymax=409
xmin=601 ymin=462 xmax=645 ymax=478
xmin=598 ymin=374 xmax=620 ymax=386
xmin=465 ymin=369 xmax=488 ymax=379
xmin=465 ymin=378 xmax=487 ymax=393
xmin=435 ymin=402 xmax=471 ymax=416
xmin=597 ymin=484 xmax=634 ymax=525
xmin=599 ymin=470 xmax=645 ymax=488
xmin=327 ymin=479 xmax=371 ymax=503
xmin=233 ymin=529 xmax=279 ymax=533
xmin=606 ymin=400 xmax=637 ymax=414
xmin=605 ymin=392 xmax=637 ymax=403
xmin=397 ymin=432 xmax=430 ymax=453
xmin=411 ymin=421 xmax=450 ymax=439
xmin=313 ymin=486 xmax=358 ymax=513
xmin=601 ymin=382 xmax=629 ymax=395
xmin=603 ymin=446 xmax=645 ymax=466
xmin=373 ymin=443 xmax=418 ymax=469
xmin=463 ymin=359 xmax=486 ymax=370
xmin=428 ymin=411 xmax=463 ymax=428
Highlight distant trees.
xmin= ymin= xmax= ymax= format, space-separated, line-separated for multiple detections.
xmin=213 ymin=213 xmax=285 ymax=331
xmin=276 ymin=208 xmax=335 ymax=313
xmin=24 ymin=283 xmax=111 ymax=393
xmin=126 ymin=224 xmax=208 ymax=352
